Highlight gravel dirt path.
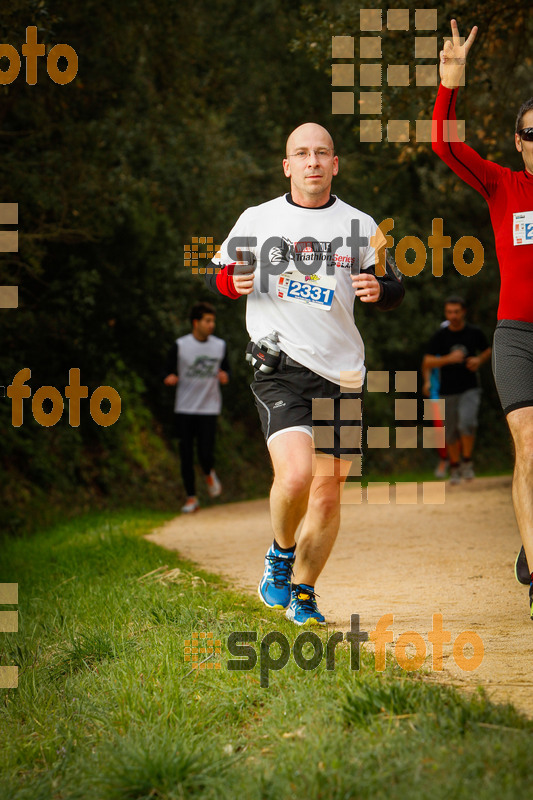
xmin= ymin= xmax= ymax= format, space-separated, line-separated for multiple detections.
xmin=146 ymin=475 xmax=533 ymax=716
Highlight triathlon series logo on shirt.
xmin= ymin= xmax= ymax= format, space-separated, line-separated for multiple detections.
xmin=268 ymin=237 xmax=356 ymax=270
xmin=185 ymin=356 xmax=219 ymax=379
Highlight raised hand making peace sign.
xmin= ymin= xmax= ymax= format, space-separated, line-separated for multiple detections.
xmin=439 ymin=18 xmax=478 ymax=90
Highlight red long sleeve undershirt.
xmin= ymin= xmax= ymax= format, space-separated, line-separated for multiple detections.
xmin=432 ymin=84 xmax=533 ymax=323
xmin=215 ymin=263 xmax=240 ymax=299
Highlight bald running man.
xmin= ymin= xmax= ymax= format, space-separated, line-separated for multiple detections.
xmin=206 ymin=123 xmax=404 ymax=625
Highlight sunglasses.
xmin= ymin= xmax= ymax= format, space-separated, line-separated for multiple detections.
xmin=518 ymin=127 xmax=533 ymax=141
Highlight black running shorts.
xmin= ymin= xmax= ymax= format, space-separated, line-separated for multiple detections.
xmin=250 ymin=353 xmax=363 ymax=460
xmin=492 ymin=320 xmax=533 ymax=415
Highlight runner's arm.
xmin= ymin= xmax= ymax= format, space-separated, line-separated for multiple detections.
xmin=422 ymin=329 xmax=464 ymax=369
xmin=421 ymin=360 xmax=432 ymax=397
xmin=360 ymin=259 xmax=405 ymax=311
xmin=465 ymin=346 xmax=492 ymax=372
xmin=220 ymin=344 xmax=231 ymax=376
xmin=162 ymin=343 xmax=179 ymax=385
xmin=423 ymin=352 xmax=464 ymax=369
xmin=432 ymin=85 xmax=502 ymax=200
xmin=205 ymin=245 xmax=255 ymax=298
xmin=205 ymin=264 xmax=242 ymax=299
xmin=425 ymin=330 xmax=443 ymax=362
xmin=433 ymin=20 xmax=502 ymax=198
xmin=164 ymin=343 xmax=178 ymax=376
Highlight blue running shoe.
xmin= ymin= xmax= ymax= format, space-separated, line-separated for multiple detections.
xmin=258 ymin=544 xmax=295 ymax=609
xmin=285 ymin=584 xmax=326 ymax=626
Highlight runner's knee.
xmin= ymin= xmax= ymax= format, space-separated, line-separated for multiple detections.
xmin=514 ymin=436 xmax=533 ymax=468
xmin=307 ymin=483 xmax=341 ymax=517
xmin=274 ymin=468 xmax=312 ymax=499
xmin=445 ymin=430 xmax=460 ymax=446
xmin=458 ymin=420 xmax=477 ymax=437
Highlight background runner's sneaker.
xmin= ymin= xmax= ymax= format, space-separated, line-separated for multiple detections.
xmin=460 ymin=461 xmax=475 ymax=480
xmin=530 ymin=583 xmax=533 ymax=621
xmin=515 ymin=545 xmax=530 ymax=586
xmin=181 ymin=497 xmax=199 ymax=513
xmin=205 ymin=471 xmax=222 ymax=498
xmin=449 ymin=466 xmax=461 ymax=486
xmin=286 ymin=584 xmax=325 ymax=626
xmin=434 ymin=459 xmax=449 ymax=479
xmin=258 ymin=545 xmax=295 ymax=609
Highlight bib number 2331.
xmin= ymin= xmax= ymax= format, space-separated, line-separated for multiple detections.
xmin=277 ymin=271 xmax=336 ymax=311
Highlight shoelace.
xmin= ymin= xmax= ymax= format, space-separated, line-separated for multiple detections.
xmin=266 ymin=554 xmax=294 ymax=588
xmin=295 ymin=588 xmax=320 ymax=614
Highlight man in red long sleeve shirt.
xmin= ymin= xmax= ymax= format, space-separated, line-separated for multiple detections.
xmin=432 ymin=19 xmax=533 ymax=618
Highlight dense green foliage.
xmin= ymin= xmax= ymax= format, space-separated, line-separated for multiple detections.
xmin=2 ymin=0 xmax=528 ymax=523
xmin=1 ymin=511 xmax=532 ymax=798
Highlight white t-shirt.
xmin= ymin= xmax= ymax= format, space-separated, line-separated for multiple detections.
xmin=174 ymin=333 xmax=226 ymax=414
xmin=213 ymin=195 xmax=382 ymax=384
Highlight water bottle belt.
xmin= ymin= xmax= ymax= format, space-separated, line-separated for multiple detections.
xmin=280 ymin=352 xmax=307 ymax=369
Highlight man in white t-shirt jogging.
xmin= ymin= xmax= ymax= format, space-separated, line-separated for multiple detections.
xmin=164 ymin=301 xmax=229 ymax=513
xmin=206 ymin=123 xmax=404 ymax=625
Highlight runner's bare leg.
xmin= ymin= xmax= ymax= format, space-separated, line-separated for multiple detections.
xmin=268 ymin=431 xmax=348 ymax=585
xmin=460 ymin=433 xmax=475 ymax=459
xmin=295 ymin=457 xmax=349 ymax=586
xmin=507 ymin=407 xmax=533 ymax=571
xmin=447 ymin=438 xmax=461 ymax=464
xmin=268 ymin=431 xmax=313 ymax=549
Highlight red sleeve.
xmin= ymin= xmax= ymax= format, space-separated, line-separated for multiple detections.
xmin=432 ymin=84 xmax=503 ymax=201
xmin=215 ymin=264 xmax=241 ymax=299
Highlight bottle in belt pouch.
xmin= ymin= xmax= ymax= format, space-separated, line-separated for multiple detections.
xmin=245 ymin=340 xmax=255 ymax=364
xmin=254 ymin=331 xmax=281 ymax=374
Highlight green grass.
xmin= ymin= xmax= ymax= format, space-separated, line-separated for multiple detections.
xmin=1 ymin=510 xmax=531 ymax=799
